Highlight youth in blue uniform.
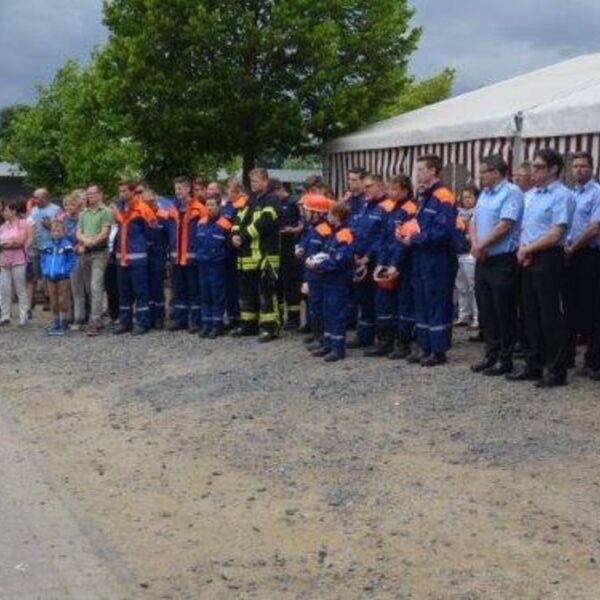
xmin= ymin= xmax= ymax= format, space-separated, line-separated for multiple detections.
xmin=195 ymin=196 xmax=233 ymax=337
xmin=508 ymin=148 xmax=574 ymax=387
xmin=368 ymin=175 xmax=418 ymax=359
xmin=113 ymin=193 xmax=157 ymax=335
xmin=347 ymin=173 xmax=386 ymax=348
xmin=145 ymin=192 xmax=175 ymax=329
xmin=405 ymin=155 xmax=458 ymax=367
xmin=296 ymin=194 xmax=333 ymax=351
xmin=307 ymin=202 xmax=354 ymax=362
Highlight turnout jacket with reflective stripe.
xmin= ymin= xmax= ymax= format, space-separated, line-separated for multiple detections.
xmin=232 ymin=191 xmax=280 ymax=271
xmin=114 ymin=197 xmax=157 ymax=267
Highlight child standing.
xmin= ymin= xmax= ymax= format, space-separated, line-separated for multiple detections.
xmin=454 ymin=184 xmax=479 ymax=328
xmin=195 ymin=196 xmax=232 ymax=338
xmin=307 ymin=201 xmax=355 ymax=362
xmin=40 ymin=220 xmax=77 ymax=335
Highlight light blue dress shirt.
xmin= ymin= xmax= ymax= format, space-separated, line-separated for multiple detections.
xmin=567 ymin=179 xmax=600 ymax=248
xmin=474 ymin=180 xmax=524 ymax=255
xmin=521 ymin=180 xmax=574 ymax=246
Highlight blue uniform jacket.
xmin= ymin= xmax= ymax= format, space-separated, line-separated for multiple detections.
xmin=350 ymin=197 xmax=385 ymax=261
xmin=194 ymin=216 xmax=232 ymax=263
xmin=40 ymin=237 xmax=77 ymax=281
xmin=413 ymin=182 xmax=457 ymax=252
xmin=379 ymin=198 xmax=418 ymax=269
xmin=314 ymin=226 xmax=355 ymax=276
xmin=114 ymin=198 xmax=157 ymax=267
xmin=147 ymin=197 xmax=174 ymax=258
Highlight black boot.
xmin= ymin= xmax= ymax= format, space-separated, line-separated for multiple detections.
xmin=388 ymin=340 xmax=411 ymax=360
xmin=364 ymin=328 xmax=394 ymax=357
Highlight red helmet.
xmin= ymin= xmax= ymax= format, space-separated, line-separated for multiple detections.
xmin=302 ymin=194 xmax=332 ymax=214
xmin=374 ymin=269 xmax=399 ymax=291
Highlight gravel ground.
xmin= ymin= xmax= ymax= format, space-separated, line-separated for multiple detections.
xmin=1 ymin=313 xmax=600 ymax=599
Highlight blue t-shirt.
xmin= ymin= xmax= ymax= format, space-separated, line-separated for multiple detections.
xmin=567 ymin=179 xmax=600 ymax=248
xmin=30 ymin=203 xmax=61 ymax=250
xmin=521 ymin=180 xmax=574 ymax=246
xmin=474 ymin=180 xmax=524 ymax=256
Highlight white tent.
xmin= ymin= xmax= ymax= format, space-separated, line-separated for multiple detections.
xmin=325 ymin=53 xmax=600 ymax=194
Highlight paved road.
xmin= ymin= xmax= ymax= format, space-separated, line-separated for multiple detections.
xmin=0 ymin=405 xmax=133 ymax=600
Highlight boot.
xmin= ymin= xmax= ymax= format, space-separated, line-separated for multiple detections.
xmin=388 ymin=340 xmax=411 ymax=360
xmin=364 ymin=328 xmax=394 ymax=357
xmin=304 ymin=318 xmax=322 ymax=345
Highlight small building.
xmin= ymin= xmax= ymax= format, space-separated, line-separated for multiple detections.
xmin=325 ymin=53 xmax=600 ymax=194
xmin=0 ymin=162 xmax=27 ymax=200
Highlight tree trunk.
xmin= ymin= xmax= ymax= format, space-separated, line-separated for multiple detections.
xmin=242 ymin=151 xmax=256 ymax=189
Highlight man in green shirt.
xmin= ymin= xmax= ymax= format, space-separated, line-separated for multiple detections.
xmin=76 ymin=184 xmax=113 ymax=336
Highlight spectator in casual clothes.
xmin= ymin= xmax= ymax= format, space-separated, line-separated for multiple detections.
xmin=0 ymin=201 xmax=30 ymax=325
xmin=76 ymin=185 xmax=113 ymax=336
xmin=61 ymin=192 xmax=86 ymax=330
xmin=454 ymin=184 xmax=479 ymax=329
xmin=29 ymin=188 xmax=61 ymax=312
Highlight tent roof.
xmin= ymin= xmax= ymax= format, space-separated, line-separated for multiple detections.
xmin=327 ymin=53 xmax=600 ymax=153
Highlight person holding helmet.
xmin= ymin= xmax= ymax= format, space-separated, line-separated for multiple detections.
xmin=368 ymin=174 xmax=418 ymax=358
xmin=295 ymin=193 xmax=333 ymax=351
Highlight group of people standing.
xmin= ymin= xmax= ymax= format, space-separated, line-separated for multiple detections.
xmin=1 ymin=148 xmax=599 ymax=387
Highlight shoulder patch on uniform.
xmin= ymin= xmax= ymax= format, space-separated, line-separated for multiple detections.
xmin=378 ymin=199 xmax=396 ymax=213
xmin=434 ymin=187 xmax=455 ymax=205
xmin=216 ymin=216 xmax=232 ymax=231
xmin=315 ymin=222 xmax=332 ymax=237
xmin=403 ymin=201 xmax=417 ymax=216
xmin=336 ymin=228 xmax=353 ymax=244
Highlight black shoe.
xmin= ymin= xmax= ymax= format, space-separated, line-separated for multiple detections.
xmin=421 ymin=353 xmax=446 ymax=367
xmin=468 ymin=332 xmax=484 ymax=343
xmin=346 ymin=338 xmax=370 ymax=350
xmin=312 ymin=347 xmax=329 ymax=357
xmin=153 ymin=319 xmax=164 ymax=330
xmin=113 ymin=324 xmax=132 ymax=335
xmin=132 ymin=325 xmax=149 ymax=336
xmin=471 ymin=356 xmax=497 ymax=373
xmin=534 ymin=373 xmax=567 ymax=388
xmin=575 ymin=366 xmax=591 ymax=378
xmin=188 ymin=325 xmax=200 ymax=334
xmin=324 ymin=351 xmax=344 ymax=362
xmin=388 ymin=342 xmax=411 ymax=360
xmin=283 ymin=319 xmax=300 ymax=331
xmin=483 ymin=361 xmax=513 ymax=376
xmin=588 ymin=368 xmax=600 ymax=381
xmin=306 ymin=340 xmax=323 ymax=352
xmin=406 ymin=351 xmax=426 ymax=364
xmin=364 ymin=342 xmax=393 ymax=357
xmin=257 ymin=330 xmax=277 ymax=343
xmin=231 ymin=326 xmax=257 ymax=337
xmin=199 ymin=326 xmax=211 ymax=338
xmin=505 ymin=366 xmax=542 ymax=381
xmin=166 ymin=322 xmax=187 ymax=331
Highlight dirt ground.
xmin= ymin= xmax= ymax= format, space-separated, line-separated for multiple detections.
xmin=1 ymin=313 xmax=599 ymax=599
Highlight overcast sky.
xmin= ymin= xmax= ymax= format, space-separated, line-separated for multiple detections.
xmin=1 ymin=0 xmax=600 ymax=109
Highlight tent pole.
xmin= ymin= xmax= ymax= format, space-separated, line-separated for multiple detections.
xmin=512 ymin=112 xmax=524 ymax=173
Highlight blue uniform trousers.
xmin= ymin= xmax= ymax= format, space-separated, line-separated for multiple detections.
xmin=117 ymin=264 xmax=151 ymax=329
xmin=225 ymin=248 xmax=240 ymax=322
xmin=199 ymin=260 xmax=226 ymax=331
xmin=396 ymin=273 xmax=415 ymax=343
xmin=412 ymin=250 xmax=454 ymax=354
xmin=375 ymin=288 xmax=397 ymax=336
xmin=171 ymin=264 xmax=201 ymax=328
xmin=323 ymin=273 xmax=351 ymax=355
xmin=148 ymin=253 xmax=167 ymax=326
xmin=353 ymin=277 xmax=376 ymax=345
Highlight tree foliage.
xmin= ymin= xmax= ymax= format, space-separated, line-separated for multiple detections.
xmin=100 ymin=0 xmax=423 ymax=184
xmin=1 ymin=59 xmax=142 ymax=195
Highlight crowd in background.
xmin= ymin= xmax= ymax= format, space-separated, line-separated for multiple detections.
xmin=1 ymin=148 xmax=599 ymax=388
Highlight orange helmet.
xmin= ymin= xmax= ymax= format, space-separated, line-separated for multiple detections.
xmin=374 ymin=269 xmax=399 ymax=291
xmin=302 ymin=194 xmax=332 ymax=214
xmin=395 ymin=218 xmax=420 ymax=240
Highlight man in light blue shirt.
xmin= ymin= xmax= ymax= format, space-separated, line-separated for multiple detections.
xmin=507 ymin=149 xmax=573 ymax=387
xmin=471 ymin=155 xmax=524 ymax=376
xmin=564 ymin=152 xmax=600 ymax=379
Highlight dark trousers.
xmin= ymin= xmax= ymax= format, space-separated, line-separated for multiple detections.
xmin=475 ymin=252 xmax=518 ymax=363
xmin=521 ymin=247 xmax=569 ymax=375
xmin=239 ymin=266 xmax=280 ymax=334
xmin=565 ymin=247 xmax=600 ymax=370
xmin=199 ymin=260 xmax=226 ymax=331
xmin=104 ymin=255 xmax=119 ymax=321
xmin=353 ymin=277 xmax=376 ymax=345
xmin=117 ymin=264 xmax=151 ymax=329
xmin=171 ymin=264 xmax=201 ymax=328
xmin=148 ymin=253 xmax=167 ymax=326
xmin=279 ymin=240 xmax=302 ymax=323
xmin=225 ymin=248 xmax=240 ymax=322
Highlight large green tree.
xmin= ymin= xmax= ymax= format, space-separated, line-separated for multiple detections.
xmin=100 ymin=0 xmax=424 ymax=184
xmin=2 ymin=59 xmax=141 ymax=195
